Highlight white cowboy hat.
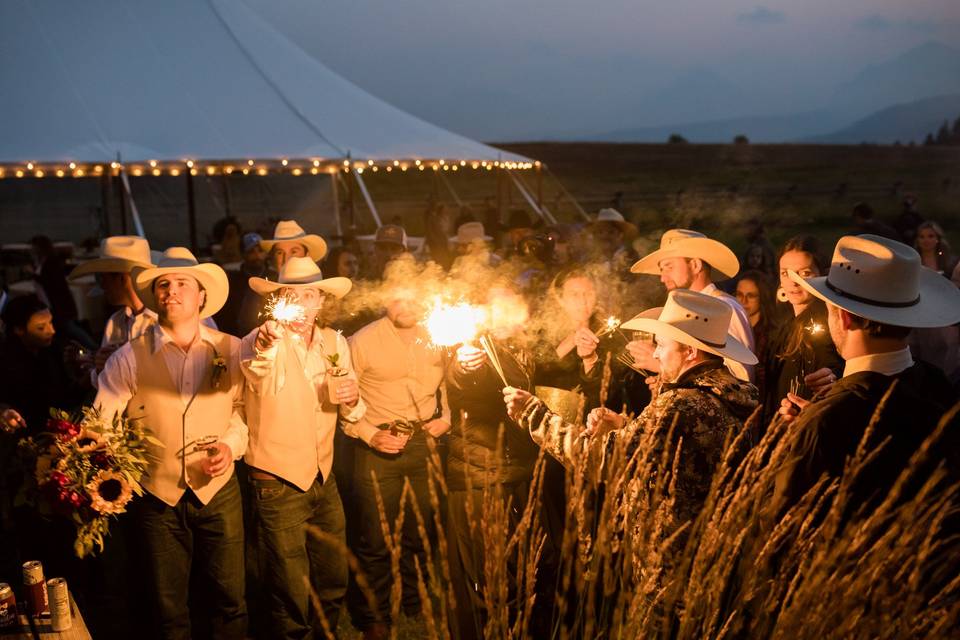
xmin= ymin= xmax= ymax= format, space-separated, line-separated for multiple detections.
xmin=68 ymin=236 xmax=154 ymax=280
xmin=450 ymin=221 xmax=493 ymax=244
xmin=621 ymin=289 xmax=757 ymax=365
xmin=249 ymin=256 xmax=352 ymax=299
xmin=631 ymin=229 xmax=740 ymax=279
xmin=260 ymin=220 xmax=328 ymax=261
xmin=136 ymin=248 xmax=229 ymax=318
xmin=589 ymin=208 xmax=637 ymax=237
xmin=789 ymin=234 xmax=960 ymax=328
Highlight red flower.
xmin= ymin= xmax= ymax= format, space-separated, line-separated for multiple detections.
xmin=90 ymin=451 xmax=114 ymax=469
xmin=48 ymin=418 xmax=80 ymax=441
xmin=47 ymin=470 xmax=71 ymax=488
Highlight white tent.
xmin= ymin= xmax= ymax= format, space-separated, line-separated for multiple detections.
xmin=0 ymin=0 xmax=531 ymax=168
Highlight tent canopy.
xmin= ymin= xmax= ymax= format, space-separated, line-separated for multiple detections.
xmin=0 ymin=0 xmax=530 ymax=167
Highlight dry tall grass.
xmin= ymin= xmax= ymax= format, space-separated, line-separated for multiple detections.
xmin=313 ymin=399 xmax=960 ymax=639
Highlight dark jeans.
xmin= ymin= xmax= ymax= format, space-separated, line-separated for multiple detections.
xmin=135 ymin=474 xmax=247 ymax=640
xmin=251 ymin=471 xmax=348 ymax=639
xmin=349 ymin=433 xmax=435 ymax=630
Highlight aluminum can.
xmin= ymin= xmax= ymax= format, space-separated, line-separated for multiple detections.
xmin=46 ymin=578 xmax=71 ymax=631
xmin=22 ymin=560 xmax=48 ymax=616
xmin=0 ymin=583 xmax=17 ymax=628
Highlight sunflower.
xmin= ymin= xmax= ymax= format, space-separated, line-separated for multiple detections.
xmin=85 ymin=470 xmax=133 ymax=515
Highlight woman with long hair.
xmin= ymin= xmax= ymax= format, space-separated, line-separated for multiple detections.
xmin=911 ymin=221 xmax=960 ymax=377
xmin=914 ymin=221 xmax=959 ymax=277
xmin=735 ymin=269 xmax=782 ymax=396
xmin=762 ymin=236 xmax=842 ymax=425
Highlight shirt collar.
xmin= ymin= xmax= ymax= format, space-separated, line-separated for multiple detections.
xmin=150 ymin=322 xmax=217 ymax=355
xmin=842 ymin=347 xmax=914 ymax=378
xmin=699 ymin=282 xmax=717 ymax=295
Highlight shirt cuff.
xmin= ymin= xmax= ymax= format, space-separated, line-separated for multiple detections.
xmin=353 ymin=422 xmax=381 ymax=445
xmin=219 ymin=432 xmax=245 ymax=460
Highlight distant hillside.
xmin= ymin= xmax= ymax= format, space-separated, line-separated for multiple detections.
xmin=806 ymin=94 xmax=960 ymax=144
xmin=586 ymin=110 xmax=852 ymax=143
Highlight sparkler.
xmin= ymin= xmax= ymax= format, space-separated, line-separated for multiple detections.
xmin=264 ymin=292 xmax=307 ymax=325
xmin=596 ymin=315 xmax=622 ymax=338
xmin=806 ymin=321 xmax=825 ymax=336
xmin=424 ymin=297 xmax=509 ymax=386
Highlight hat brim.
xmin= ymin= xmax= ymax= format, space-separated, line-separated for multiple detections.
xmin=630 ymin=238 xmax=740 ymax=279
xmin=135 ymin=263 xmax=229 ymax=319
xmin=789 ymin=268 xmax=960 ymax=328
xmin=260 ymin=235 xmax=328 ymax=261
xmin=68 ymin=257 xmax=153 ymax=280
xmin=590 ymin=220 xmax=638 ymax=238
xmin=449 ymin=235 xmax=493 ymax=243
xmin=620 ymin=316 xmax=758 ymax=365
xmin=249 ymin=276 xmax=352 ymax=299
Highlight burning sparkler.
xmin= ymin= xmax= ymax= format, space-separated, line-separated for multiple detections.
xmin=806 ymin=320 xmax=825 ymax=336
xmin=264 ymin=292 xmax=307 ymax=325
xmin=424 ymin=297 xmax=509 ymax=386
xmin=596 ymin=315 xmax=622 ymax=338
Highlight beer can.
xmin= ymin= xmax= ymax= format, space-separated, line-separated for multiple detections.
xmin=22 ymin=560 xmax=48 ymax=616
xmin=46 ymin=578 xmax=71 ymax=632
xmin=0 ymin=583 xmax=17 ymax=628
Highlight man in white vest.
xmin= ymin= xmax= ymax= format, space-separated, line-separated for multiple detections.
xmin=95 ymin=247 xmax=248 ymax=639
xmin=630 ymin=229 xmax=756 ymax=381
xmin=242 ymin=256 xmax=364 ymax=638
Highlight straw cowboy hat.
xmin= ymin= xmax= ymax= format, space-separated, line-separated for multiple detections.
xmin=589 ymin=208 xmax=638 ymax=237
xmin=450 ymin=221 xmax=493 ymax=244
xmin=622 ymin=289 xmax=757 ymax=364
xmin=631 ymin=229 xmax=740 ymax=279
xmin=135 ymin=247 xmax=229 ymax=319
xmin=68 ymin=236 xmax=154 ymax=280
xmin=249 ymin=256 xmax=352 ymax=299
xmin=260 ymin=220 xmax=328 ymax=261
xmin=789 ymin=234 xmax=960 ymax=328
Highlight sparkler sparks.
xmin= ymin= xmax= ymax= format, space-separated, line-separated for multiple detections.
xmin=424 ymin=298 xmax=486 ymax=347
xmin=806 ymin=321 xmax=825 ymax=336
xmin=265 ymin=293 xmax=307 ymax=325
xmin=597 ymin=315 xmax=622 ymax=338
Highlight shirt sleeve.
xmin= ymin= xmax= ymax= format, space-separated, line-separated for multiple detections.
xmin=336 ymin=332 xmax=366 ymax=424
xmin=218 ymin=338 xmax=248 ymax=460
xmin=344 ymin=332 xmax=378 ymax=443
xmin=93 ymin=344 xmax=137 ymax=426
xmin=239 ymin=327 xmax=280 ymax=391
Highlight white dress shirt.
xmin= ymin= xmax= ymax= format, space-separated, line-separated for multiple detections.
xmin=843 ymin=347 xmax=914 ymax=378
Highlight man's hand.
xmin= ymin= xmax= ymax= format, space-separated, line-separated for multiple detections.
xmin=804 ymin=367 xmax=836 ymax=393
xmin=626 ymin=339 xmax=659 ymax=373
xmin=456 ymin=345 xmax=486 ymax=373
xmin=255 ymin=320 xmax=283 ymax=352
xmin=201 ymin=442 xmax=233 ymax=477
xmin=778 ymin=392 xmax=811 ymax=423
xmin=575 ymin=327 xmax=600 ymax=360
xmin=645 ymin=375 xmax=661 ymax=401
xmin=423 ymin=418 xmax=451 ymax=438
xmin=94 ymin=344 xmax=121 ymax=373
xmin=336 ymin=378 xmax=359 ymax=407
xmin=1 ymin=407 xmax=26 ymax=434
xmin=369 ymin=431 xmax=408 ymax=455
xmin=585 ymin=407 xmax=626 ymax=437
xmin=502 ymin=386 xmax=533 ymax=420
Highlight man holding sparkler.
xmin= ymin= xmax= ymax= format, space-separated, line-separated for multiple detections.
xmin=505 ymin=290 xmax=759 ymax=567
xmin=630 ymin=229 xmax=756 ymax=382
xmin=240 ymin=256 xmax=363 ymax=638
xmin=95 ymin=247 xmax=249 ymax=639
xmin=345 ymin=261 xmax=451 ymax=639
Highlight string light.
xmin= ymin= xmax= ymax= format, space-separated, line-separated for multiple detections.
xmin=55 ymin=169 xmax=65 ymax=178
xmin=190 ymin=168 xmax=198 ymax=176
xmin=414 ymin=159 xmax=421 ymax=166
xmin=393 ymin=160 xmax=399 ymax=166
xmin=186 ymin=160 xmax=194 ymax=168
xmin=242 ymin=168 xmax=250 ymax=175
xmin=385 ymin=166 xmax=392 ymax=172
xmin=281 ymin=159 xmax=288 ymax=166
xmin=170 ymin=168 xmax=180 ymax=176
xmin=207 ymin=166 xmax=216 ymax=175
xmin=292 ymin=168 xmax=302 ymax=176
xmin=311 ymin=167 xmax=319 ymax=175
xmin=132 ymin=168 xmax=143 ymax=176
xmin=94 ymin=165 xmax=103 ymax=173
xmin=110 ymin=162 xmax=120 ymax=170
xmin=224 ymin=166 xmax=234 ymax=174
xmin=34 ymin=169 xmax=44 ymax=178
xmin=26 ymin=163 xmax=34 ymax=170
xmin=15 ymin=170 xmax=24 ymax=178
xmin=149 ymin=160 xmax=157 ymax=168
xmin=247 ymin=159 xmax=254 ymax=166
xmin=257 ymin=168 xmax=267 ymax=176
xmin=68 ymin=162 xmax=76 ymax=170
xmin=74 ymin=169 xmax=84 ymax=177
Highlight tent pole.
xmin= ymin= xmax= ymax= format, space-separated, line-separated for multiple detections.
xmin=186 ymin=165 xmax=198 ymax=254
xmin=116 ymin=169 xmax=128 ymax=235
xmin=496 ymin=166 xmax=504 ymax=224
xmin=507 ymin=170 xmax=556 ymax=225
xmin=353 ymin=170 xmax=382 ymax=228
xmin=99 ymin=172 xmax=112 ymax=237
xmin=437 ymin=170 xmax=463 ymax=207
xmin=330 ymin=170 xmax=343 ymax=238
xmin=536 ymin=164 xmax=543 ymax=209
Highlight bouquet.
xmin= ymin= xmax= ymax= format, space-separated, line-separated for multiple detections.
xmin=18 ymin=406 xmax=159 ymax=558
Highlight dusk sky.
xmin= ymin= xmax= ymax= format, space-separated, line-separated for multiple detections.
xmin=248 ymin=1 xmax=960 ymax=140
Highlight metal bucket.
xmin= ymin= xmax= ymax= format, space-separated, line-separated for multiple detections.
xmin=534 ymin=386 xmax=585 ymax=424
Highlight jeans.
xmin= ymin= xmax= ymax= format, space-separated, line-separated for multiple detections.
xmin=349 ymin=433 xmax=435 ymax=630
xmin=251 ymin=471 xmax=348 ymax=639
xmin=135 ymin=474 xmax=247 ymax=640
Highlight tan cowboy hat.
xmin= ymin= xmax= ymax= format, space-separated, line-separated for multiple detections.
xmin=631 ymin=229 xmax=739 ymax=279
xmin=68 ymin=236 xmax=154 ymax=280
xmin=621 ymin=289 xmax=757 ymax=365
xmin=789 ymin=234 xmax=960 ymax=328
xmin=135 ymin=247 xmax=229 ymax=319
xmin=260 ymin=220 xmax=328 ymax=261
xmin=249 ymin=256 xmax=352 ymax=299
xmin=450 ymin=221 xmax=493 ymax=244
xmin=589 ymin=208 xmax=637 ymax=238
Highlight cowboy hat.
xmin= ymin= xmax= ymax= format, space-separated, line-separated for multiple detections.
xmin=589 ymin=208 xmax=638 ymax=238
xmin=631 ymin=229 xmax=739 ymax=279
xmin=450 ymin=221 xmax=493 ymax=244
xmin=260 ymin=220 xmax=328 ymax=261
xmin=621 ymin=289 xmax=757 ymax=365
xmin=249 ymin=256 xmax=352 ymax=299
xmin=789 ymin=234 xmax=960 ymax=328
xmin=68 ymin=236 xmax=154 ymax=280
xmin=135 ymin=247 xmax=229 ymax=319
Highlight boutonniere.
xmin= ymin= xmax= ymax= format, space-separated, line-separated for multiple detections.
xmin=211 ymin=350 xmax=227 ymax=389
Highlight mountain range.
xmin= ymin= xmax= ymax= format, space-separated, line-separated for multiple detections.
xmin=585 ymin=41 xmax=960 ymax=144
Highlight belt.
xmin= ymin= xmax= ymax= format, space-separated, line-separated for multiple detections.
xmin=376 ymin=419 xmax=426 ymax=436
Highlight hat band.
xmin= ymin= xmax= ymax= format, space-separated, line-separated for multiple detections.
xmin=825 ymin=278 xmax=920 ymax=308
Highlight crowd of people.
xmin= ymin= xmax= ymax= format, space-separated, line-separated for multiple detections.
xmin=0 ymin=196 xmax=959 ymax=640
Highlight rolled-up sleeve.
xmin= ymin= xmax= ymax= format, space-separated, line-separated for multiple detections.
xmin=94 ymin=344 xmax=136 ymax=426
xmin=219 ymin=338 xmax=249 ymax=460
